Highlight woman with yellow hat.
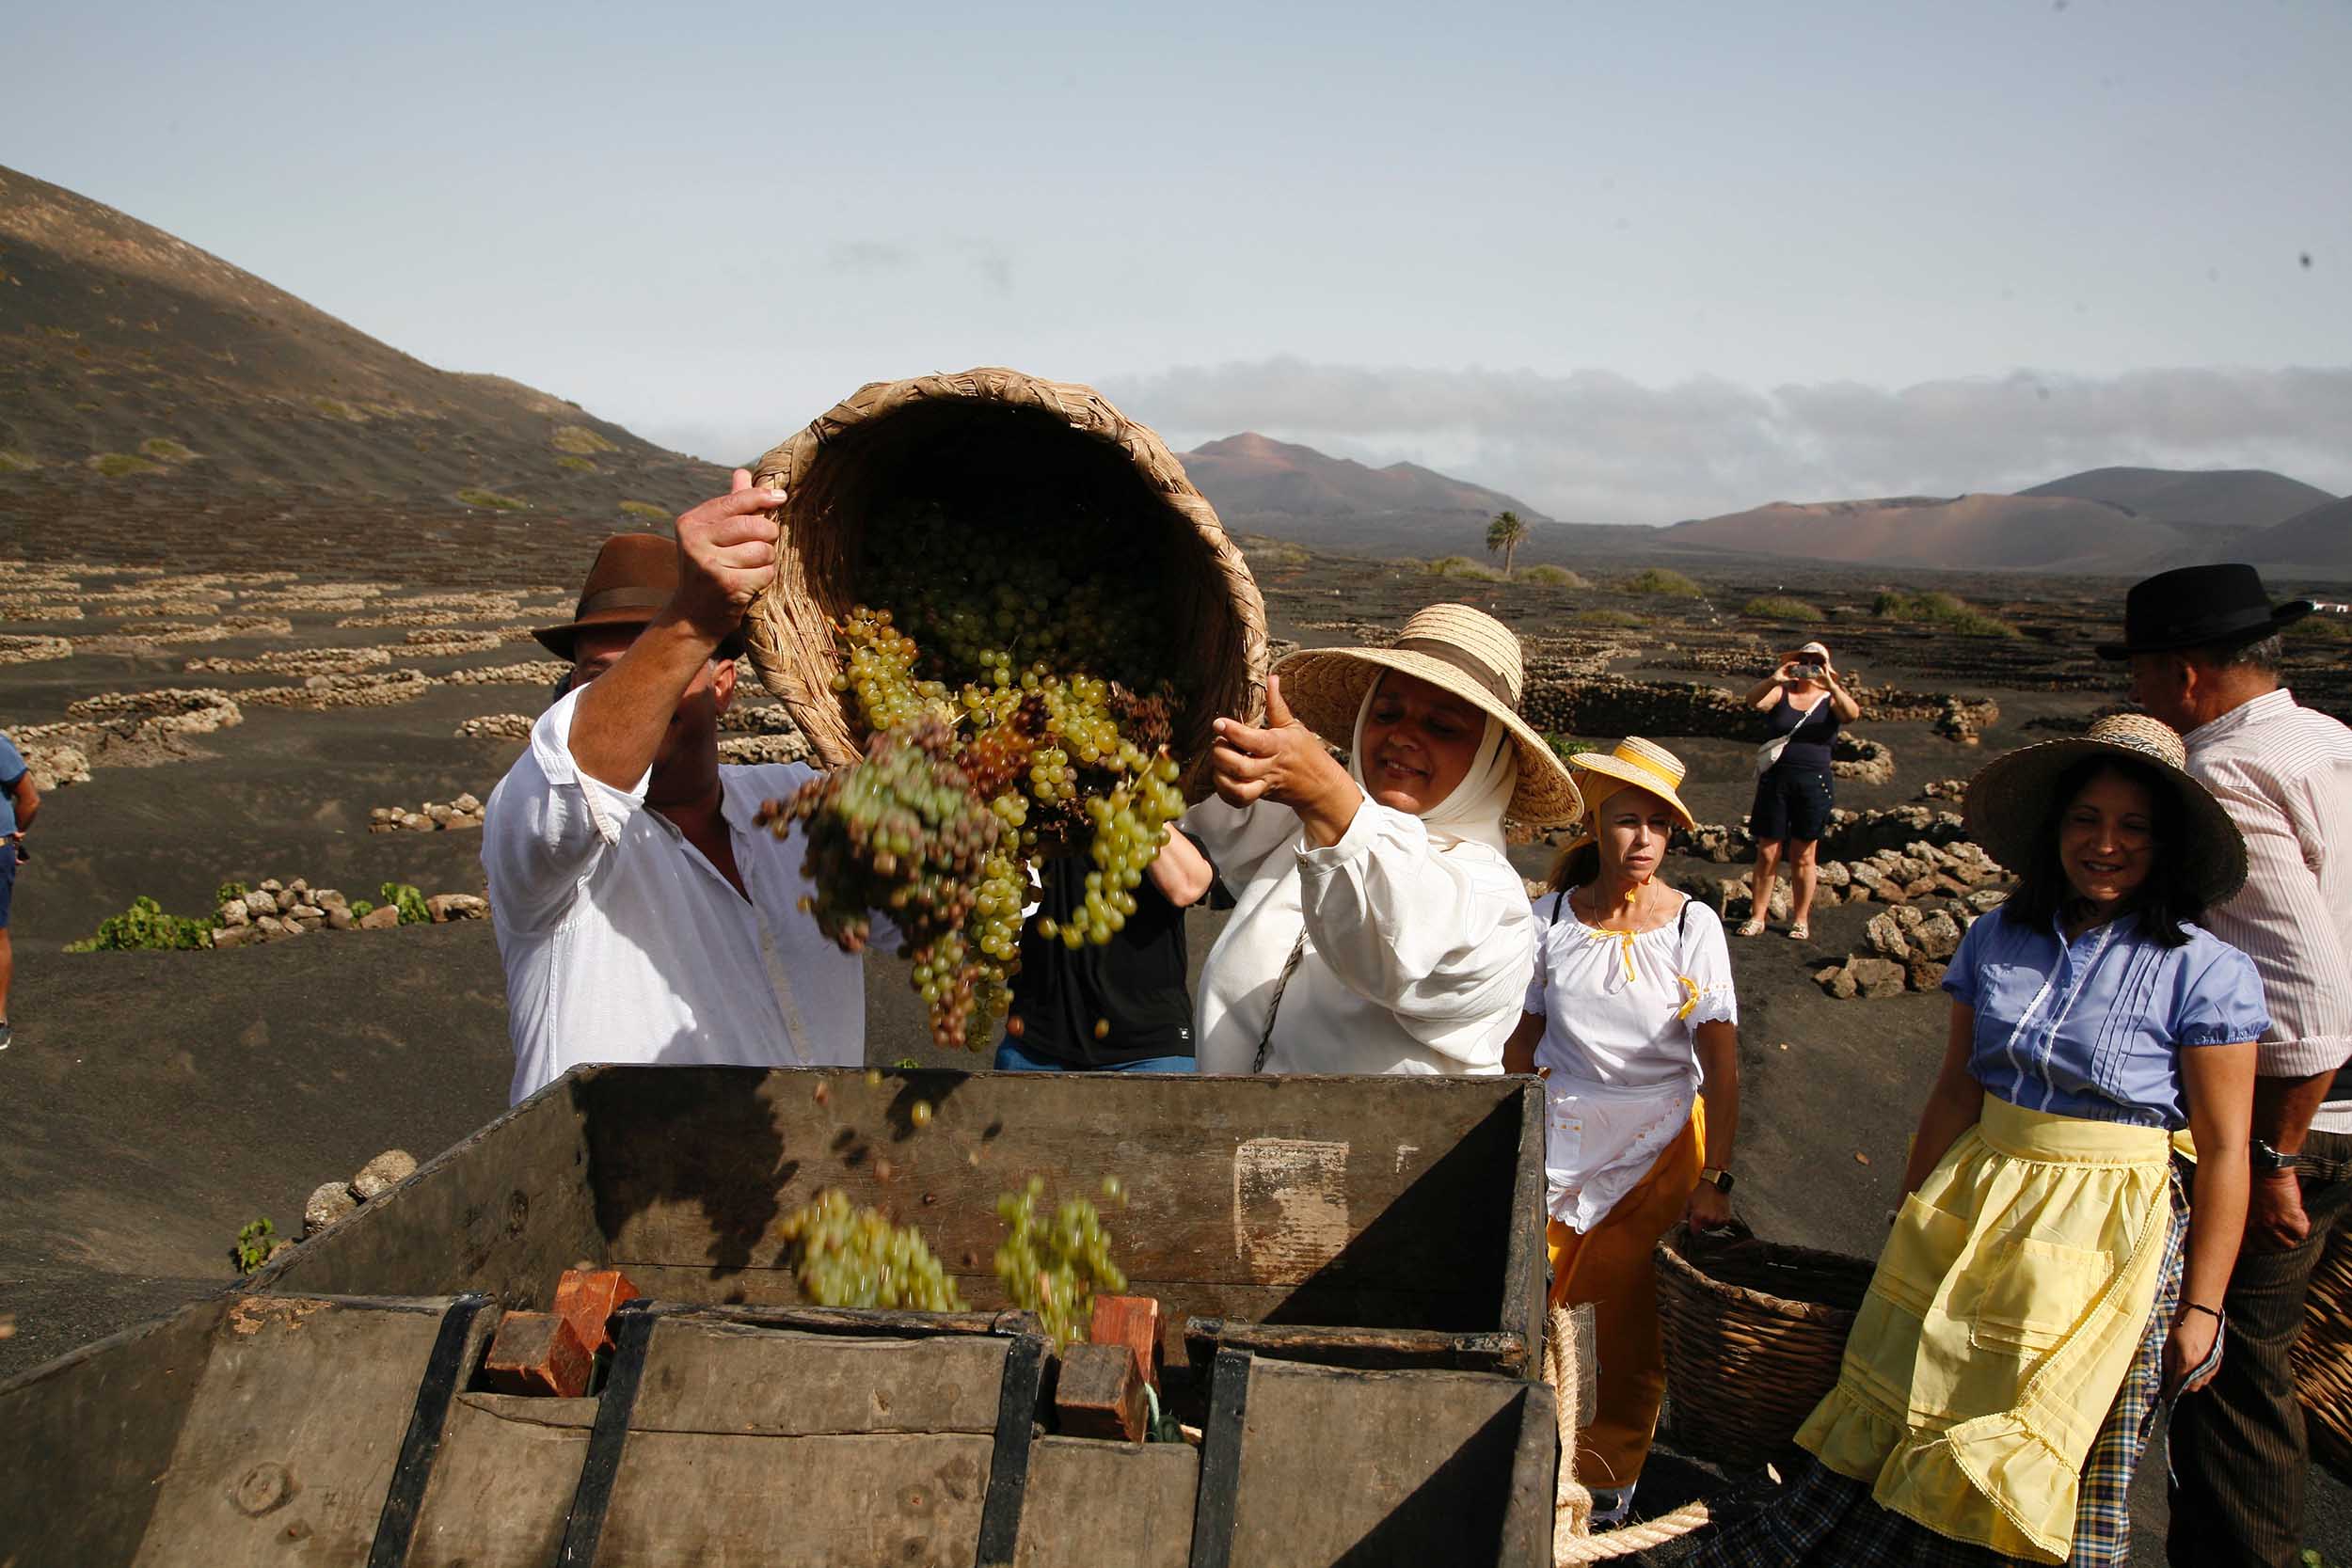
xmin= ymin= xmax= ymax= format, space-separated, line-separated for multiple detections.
xmin=1502 ymin=736 xmax=1740 ymax=1527
xmin=1184 ymin=603 xmax=1584 ymax=1076
xmin=1690 ymin=713 xmax=2265 ymax=1567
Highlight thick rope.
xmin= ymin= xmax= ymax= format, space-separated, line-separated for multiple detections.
xmin=1543 ymin=1300 xmax=1714 ymax=1563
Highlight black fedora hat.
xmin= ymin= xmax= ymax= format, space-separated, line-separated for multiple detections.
xmin=2095 ymin=563 xmax=2312 ymax=660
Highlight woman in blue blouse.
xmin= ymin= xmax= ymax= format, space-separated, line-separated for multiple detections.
xmin=1696 ymin=713 xmax=2264 ymax=1568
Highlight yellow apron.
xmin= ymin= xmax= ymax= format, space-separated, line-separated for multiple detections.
xmin=1797 ymin=1097 xmax=2171 ymax=1563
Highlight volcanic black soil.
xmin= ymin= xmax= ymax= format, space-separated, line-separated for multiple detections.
xmin=1 ymin=515 xmax=2344 ymax=1559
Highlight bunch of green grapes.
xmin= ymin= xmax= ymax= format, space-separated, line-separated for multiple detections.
xmin=779 ymin=1189 xmax=968 ymax=1312
xmin=993 ymin=1176 xmax=1129 ymax=1351
xmin=761 ymin=718 xmax=1014 ymax=1044
xmin=769 ymin=501 xmax=1195 ymax=1048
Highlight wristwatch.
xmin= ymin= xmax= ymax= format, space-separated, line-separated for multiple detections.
xmin=2252 ymin=1138 xmax=2300 ymax=1175
xmin=1699 ymin=1166 xmax=1736 ymax=1194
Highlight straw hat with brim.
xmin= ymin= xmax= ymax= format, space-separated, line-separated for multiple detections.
xmin=1273 ymin=604 xmax=1584 ymax=827
xmin=533 ymin=533 xmax=746 ymax=662
xmin=1963 ymin=713 xmax=2248 ymax=909
xmin=1570 ymin=737 xmax=1697 ymax=831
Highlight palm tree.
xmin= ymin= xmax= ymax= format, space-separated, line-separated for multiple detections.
xmin=1485 ymin=510 xmax=1529 ymax=578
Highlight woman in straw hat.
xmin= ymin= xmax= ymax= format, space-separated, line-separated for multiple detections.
xmin=1692 ymin=714 xmax=2266 ymax=1568
xmin=1501 ymin=736 xmax=1740 ymax=1527
xmin=1184 ymin=603 xmax=1583 ymax=1076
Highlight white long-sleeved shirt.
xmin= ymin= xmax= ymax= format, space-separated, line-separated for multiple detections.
xmin=2185 ymin=688 xmax=2352 ymax=1132
xmin=483 ymin=687 xmax=875 ymax=1104
xmin=1184 ymin=793 xmax=1534 ymax=1076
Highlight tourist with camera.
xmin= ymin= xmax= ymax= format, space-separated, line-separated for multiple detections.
xmin=1738 ymin=641 xmax=1860 ymax=942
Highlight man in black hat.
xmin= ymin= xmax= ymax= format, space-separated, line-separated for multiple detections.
xmin=2106 ymin=563 xmax=2352 ymax=1567
xmin=483 ymin=471 xmax=892 ymax=1104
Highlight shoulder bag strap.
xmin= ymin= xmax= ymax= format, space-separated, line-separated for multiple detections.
xmin=1251 ymin=932 xmax=1310 ymax=1074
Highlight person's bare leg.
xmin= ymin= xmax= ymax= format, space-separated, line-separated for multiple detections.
xmin=1788 ymin=840 xmax=1820 ymax=937
xmin=0 ymin=928 xmax=13 ymax=1027
xmin=1741 ymin=842 xmax=1783 ymax=935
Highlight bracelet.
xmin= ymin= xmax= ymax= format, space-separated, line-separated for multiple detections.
xmin=2180 ymin=1302 xmax=2225 ymax=1325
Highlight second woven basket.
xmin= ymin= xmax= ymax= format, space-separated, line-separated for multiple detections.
xmin=1655 ymin=1222 xmax=1876 ymax=1471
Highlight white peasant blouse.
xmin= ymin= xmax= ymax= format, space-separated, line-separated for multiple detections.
xmin=1524 ymin=889 xmax=1737 ymax=1229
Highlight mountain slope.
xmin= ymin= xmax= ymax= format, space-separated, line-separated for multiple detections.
xmin=2019 ymin=467 xmax=2332 ymax=530
xmin=1175 ymin=431 xmax=1577 ymax=557
xmin=2242 ymin=496 xmax=2352 ymax=575
xmin=1662 ymin=492 xmax=2201 ymax=574
xmin=0 ymin=164 xmax=723 ymax=511
xmin=1182 ymin=433 xmax=1545 ymax=520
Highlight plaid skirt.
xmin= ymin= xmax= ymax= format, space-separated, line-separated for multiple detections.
xmin=1685 ymin=1183 xmax=2186 ymax=1568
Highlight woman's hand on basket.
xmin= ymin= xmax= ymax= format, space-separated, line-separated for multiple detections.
xmin=1209 ymin=674 xmax=1359 ymax=847
xmin=672 ymin=469 xmax=786 ymax=645
xmin=1682 ymin=1180 xmax=1734 ymax=1233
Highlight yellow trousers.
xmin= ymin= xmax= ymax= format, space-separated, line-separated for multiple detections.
xmin=1546 ymin=1100 xmax=1706 ymax=1489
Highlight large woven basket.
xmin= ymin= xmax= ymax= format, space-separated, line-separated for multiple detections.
xmin=1655 ymin=1223 xmax=1876 ymax=1470
xmin=743 ymin=367 xmax=1268 ymax=772
xmin=2296 ymin=1215 xmax=2352 ymax=1482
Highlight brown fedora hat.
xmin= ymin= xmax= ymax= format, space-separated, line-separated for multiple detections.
xmin=533 ymin=534 xmax=744 ymax=661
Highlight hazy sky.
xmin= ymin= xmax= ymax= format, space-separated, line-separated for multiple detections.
xmin=8 ymin=1 xmax=2347 ymax=521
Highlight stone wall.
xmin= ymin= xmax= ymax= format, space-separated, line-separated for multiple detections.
xmin=370 ymin=794 xmax=485 ymax=832
xmin=245 ymin=671 xmax=439 ymax=709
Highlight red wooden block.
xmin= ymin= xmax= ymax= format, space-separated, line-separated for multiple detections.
xmin=1088 ymin=1294 xmax=1163 ymax=1390
xmin=1055 ymin=1340 xmax=1148 ymax=1442
xmin=553 ymin=1267 xmax=641 ymax=1354
xmin=483 ymin=1310 xmax=593 ymax=1398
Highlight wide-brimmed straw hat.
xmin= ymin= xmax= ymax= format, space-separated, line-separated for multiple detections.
xmin=1273 ymin=604 xmax=1584 ymax=826
xmin=1569 ymin=737 xmax=1696 ymax=831
xmin=534 ymin=533 xmax=746 ymax=662
xmin=1963 ymin=713 xmax=2247 ymax=908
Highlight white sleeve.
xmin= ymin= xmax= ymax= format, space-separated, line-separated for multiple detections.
xmin=1523 ymin=896 xmax=1553 ymax=1018
xmin=1294 ymin=803 xmax=1536 ymax=1067
xmin=480 ymin=686 xmax=649 ymax=936
xmin=1678 ymin=899 xmax=1740 ymax=1029
xmin=1181 ymin=794 xmax=1308 ymax=895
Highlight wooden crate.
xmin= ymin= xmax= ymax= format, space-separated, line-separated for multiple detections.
xmin=252 ymin=1067 xmax=1549 ymax=1376
xmin=0 ymin=1297 xmax=1553 ymax=1566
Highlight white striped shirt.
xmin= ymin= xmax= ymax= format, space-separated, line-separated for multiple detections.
xmin=2185 ymin=688 xmax=2352 ymax=1132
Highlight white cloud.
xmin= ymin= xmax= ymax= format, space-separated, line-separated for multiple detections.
xmin=1101 ymin=359 xmax=2352 ymax=524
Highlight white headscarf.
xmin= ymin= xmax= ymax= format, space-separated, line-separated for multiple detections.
xmin=1348 ymin=681 xmax=1518 ymax=855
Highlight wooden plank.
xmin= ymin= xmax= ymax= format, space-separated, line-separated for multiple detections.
xmin=609 ymin=1265 xmax=1496 ymax=1369
xmin=369 ymin=1295 xmax=499 ymax=1568
xmin=257 ymin=1086 xmax=604 ymax=1310
xmin=406 ymin=1394 xmax=598 ymax=1568
xmin=591 ymin=1430 xmax=995 ymax=1567
xmin=1223 ymin=1359 xmax=1537 ymax=1568
xmin=1182 ymin=1319 xmax=1527 ymax=1377
xmin=1499 ymin=1077 xmax=1550 ymax=1359
xmin=1015 ymin=1437 xmax=1198 ymax=1568
xmin=0 ymin=1294 xmax=227 ymax=1568
xmin=628 ymin=1320 xmax=1011 ymax=1436
xmin=130 ymin=1295 xmax=453 ymax=1568
xmin=1499 ymin=1377 xmax=1561 ymax=1568
xmin=576 ymin=1068 xmax=1531 ymax=1302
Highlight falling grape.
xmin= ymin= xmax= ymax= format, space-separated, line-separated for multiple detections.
xmin=778 ymin=1190 xmax=967 ymax=1312
xmin=994 ymin=1176 xmax=1129 ymax=1351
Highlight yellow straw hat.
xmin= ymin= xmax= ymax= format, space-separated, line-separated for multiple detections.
xmin=1963 ymin=712 xmax=2248 ymax=908
xmin=1272 ymin=603 xmax=1584 ymax=827
xmin=1568 ymin=736 xmax=1696 ymax=831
